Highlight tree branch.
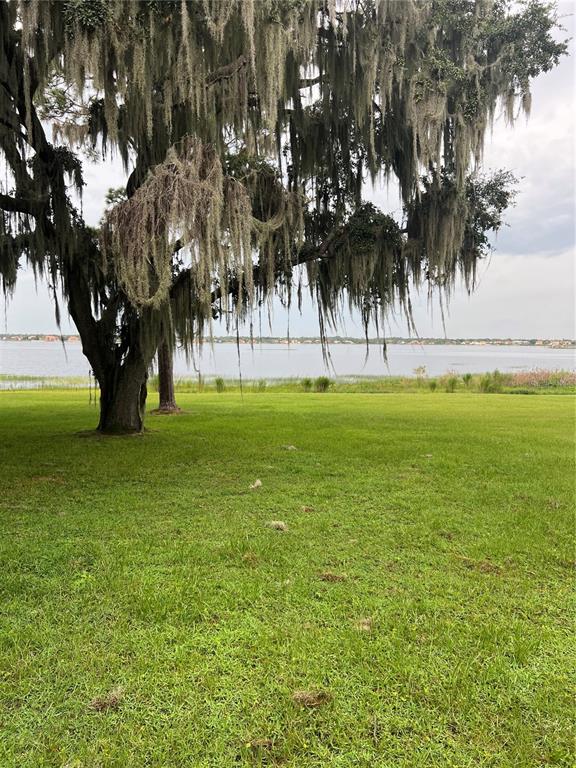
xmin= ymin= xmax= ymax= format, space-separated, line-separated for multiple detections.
xmin=299 ymin=76 xmax=321 ymax=89
xmin=206 ymin=55 xmax=248 ymax=87
xmin=0 ymin=192 xmax=45 ymax=215
xmin=169 ymin=223 xmax=348 ymax=308
xmin=0 ymin=231 xmax=35 ymax=251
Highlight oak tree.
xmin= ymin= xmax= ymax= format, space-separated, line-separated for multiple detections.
xmin=0 ymin=0 xmax=565 ymax=431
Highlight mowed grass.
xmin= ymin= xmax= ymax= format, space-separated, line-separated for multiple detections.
xmin=0 ymin=391 xmax=573 ymax=767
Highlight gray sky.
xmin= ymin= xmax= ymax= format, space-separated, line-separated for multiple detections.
xmin=3 ymin=5 xmax=574 ymax=339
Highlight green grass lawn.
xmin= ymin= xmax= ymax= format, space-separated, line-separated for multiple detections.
xmin=0 ymin=391 xmax=573 ymax=767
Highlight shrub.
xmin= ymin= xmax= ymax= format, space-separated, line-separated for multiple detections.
xmin=445 ymin=375 xmax=458 ymax=393
xmin=301 ymin=377 xmax=313 ymax=392
xmin=414 ymin=365 xmax=427 ymax=385
xmin=462 ymin=373 xmax=473 ymax=387
xmin=215 ymin=377 xmax=225 ymax=393
xmin=428 ymin=379 xmax=438 ymax=391
xmin=257 ymin=379 xmax=267 ymax=391
xmin=479 ymin=370 xmax=505 ymax=393
xmin=314 ymin=376 xmax=331 ymax=392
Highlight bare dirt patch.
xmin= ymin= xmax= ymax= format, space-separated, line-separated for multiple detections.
xmin=355 ymin=617 xmax=373 ymax=632
xmin=248 ymin=738 xmax=274 ymax=749
xmin=319 ymin=571 xmax=347 ymax=582
xmin=292 ymin=689 xmax=332 ymax=708
xmin=242 ymin=551 xmax=259 ymax=566
xmin=88 ymin=686 xmax=124 ymax=712
xmin=266 ymin=520 xmax=288 ymax=531
xmin=455 ymin=555 xmax=502 ymax=575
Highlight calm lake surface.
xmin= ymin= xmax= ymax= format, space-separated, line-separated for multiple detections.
xmin=1 ymin=340 xmax=574 ymax=381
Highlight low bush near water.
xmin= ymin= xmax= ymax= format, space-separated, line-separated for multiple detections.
xmin=507 ymin=369 xmax=576 ymax=388
xmin=480 ymin=370 xmax=506 ymax=393
xmin=314 ymin=376 xmax=331 ymax=392
xmin=444 ymin=375 xmax=459 ymax=393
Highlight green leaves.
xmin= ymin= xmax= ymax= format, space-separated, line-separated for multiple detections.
xmin=62 ymin=0 xmax=110 ymax=32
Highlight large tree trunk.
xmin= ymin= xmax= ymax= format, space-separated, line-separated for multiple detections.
xmin=156 ymin=341 xmax=180 ymax=413
xmin=63 ymin=257 xmax=152 ymax=434
xmin=97 ymin=356 xmax=148 ymax=434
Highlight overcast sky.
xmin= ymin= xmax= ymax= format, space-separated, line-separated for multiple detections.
xmin=3 ymin=5 xmax=574 ymax=339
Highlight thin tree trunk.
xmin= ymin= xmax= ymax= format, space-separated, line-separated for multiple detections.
xmin=156 ymin=341 xmax=180 ymax=413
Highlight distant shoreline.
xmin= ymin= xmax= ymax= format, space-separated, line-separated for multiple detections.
xmin=1 ymin=334 xmax=574 ymax=349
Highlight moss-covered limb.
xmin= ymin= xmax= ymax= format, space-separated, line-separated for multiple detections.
xmin=404 ymin=169 xmax=517 ymax=292
xmin=0 ymin=193 xmax=44 ymax=216
xmin=100 ymin=137 xmax=303 ymax=318
xmin=165 ymin=165 xmax=515 ymax=351
xmin=205 ymin=54 xmax=248 ymax=87
xmin=0 ymin=129 xmax=35 ymax=199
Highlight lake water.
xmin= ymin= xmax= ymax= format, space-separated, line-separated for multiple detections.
xmin=0 ymin=340 xmax=574 ymax=382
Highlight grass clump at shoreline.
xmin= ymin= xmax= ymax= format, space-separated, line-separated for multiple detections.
xmin=1 ymin=369 xmax=574 ymax=395
xmin=147 ymin=368 xmax=575 ymax=395
xmin=0 ymin=373 xmax=91 ymax=389
xmin=0 ymin=390 xmax=573 ymax=766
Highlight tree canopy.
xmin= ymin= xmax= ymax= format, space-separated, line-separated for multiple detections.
xmin=0 ymin=0 xmax=566 ymax=430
